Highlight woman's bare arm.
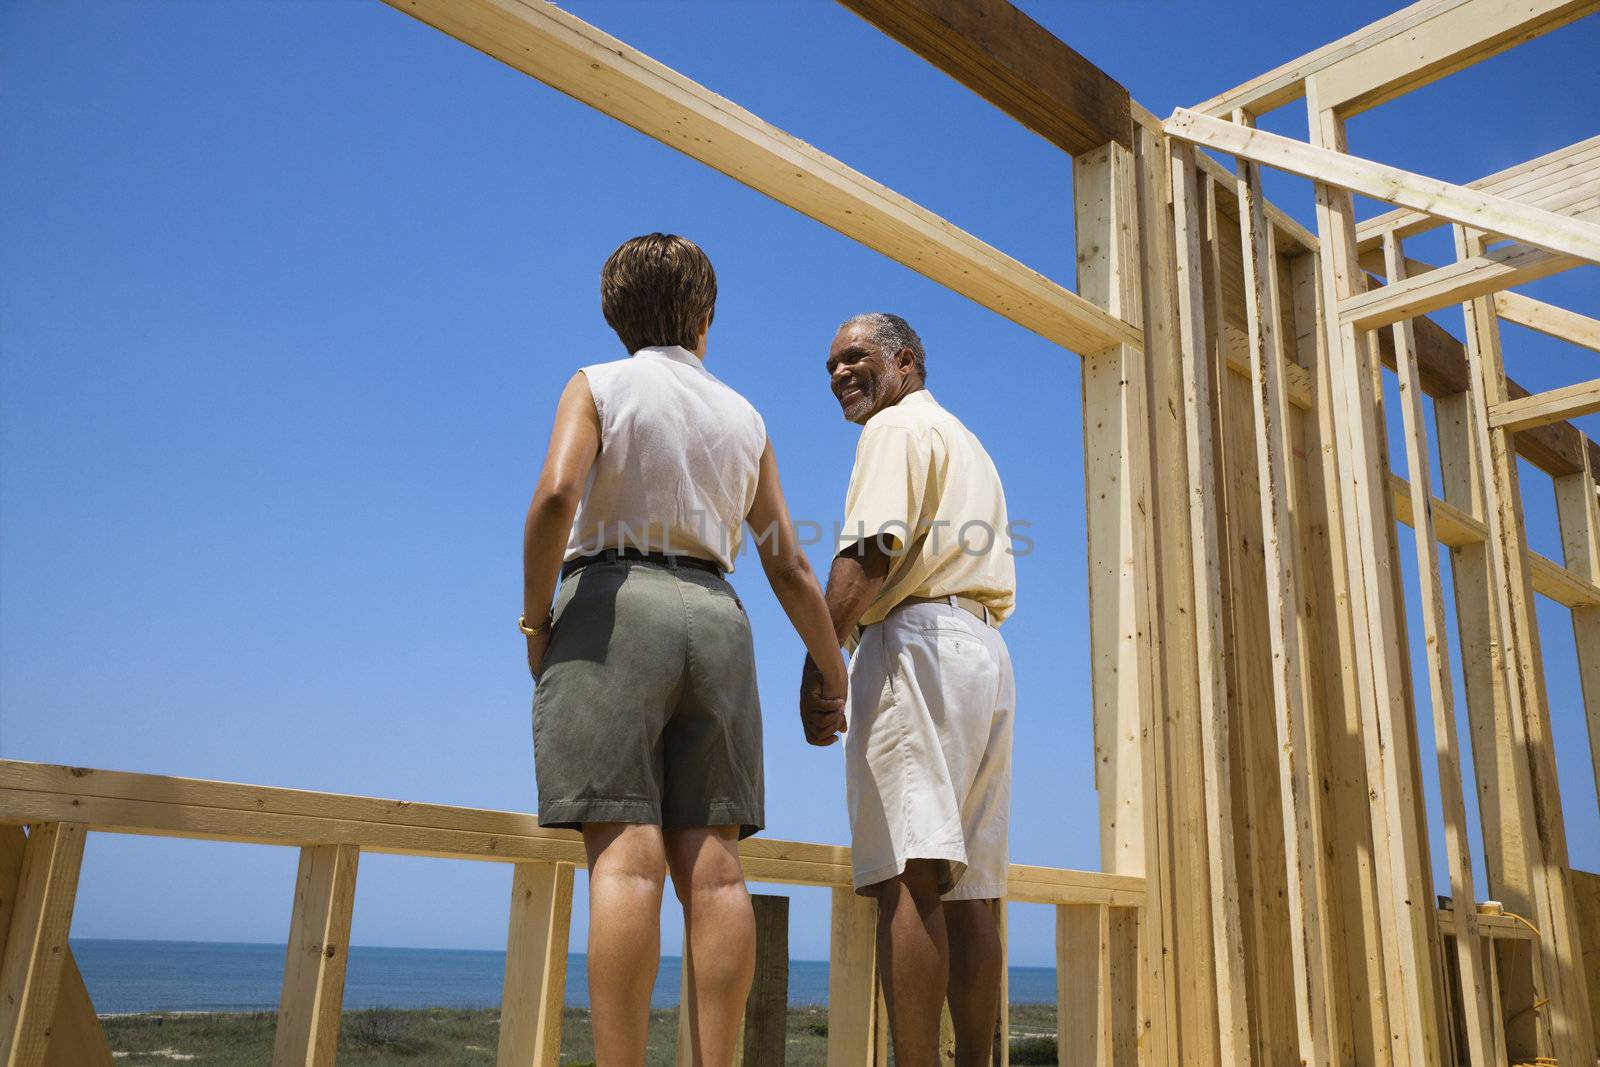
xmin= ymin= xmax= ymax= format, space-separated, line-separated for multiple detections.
xmin=745 ymin=441 xmax=848 ymax=699
xmin=522 ymin=372 xmax=601 ymax=676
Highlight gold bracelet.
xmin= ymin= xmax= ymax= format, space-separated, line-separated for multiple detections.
xmin=519 ymin=611 xmax=553 ymax=637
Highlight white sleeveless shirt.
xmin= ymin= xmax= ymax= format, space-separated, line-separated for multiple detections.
xmin=565 ymin=345 xmax=766 ymax=573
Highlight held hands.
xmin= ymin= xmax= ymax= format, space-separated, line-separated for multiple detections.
xmin=800 ymin=654 xmax=848 ymax=747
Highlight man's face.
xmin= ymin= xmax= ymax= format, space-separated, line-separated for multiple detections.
xmin=827 ymin=323 xmax=912 ymax=425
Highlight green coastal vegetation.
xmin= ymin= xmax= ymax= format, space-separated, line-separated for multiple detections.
xmin=102 ymin=1003 xmax=1065 ymax=1064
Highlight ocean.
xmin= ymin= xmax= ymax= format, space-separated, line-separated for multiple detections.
xmin=73 ymin=939 xmax=1059 ymax=1014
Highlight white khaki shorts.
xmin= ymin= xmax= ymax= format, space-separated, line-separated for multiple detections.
xmin=844 ymin=598 xmax=1015 ymax=900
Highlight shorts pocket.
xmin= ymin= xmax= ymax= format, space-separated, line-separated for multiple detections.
xmin=551 ymin=571 xmax=582 ymax=626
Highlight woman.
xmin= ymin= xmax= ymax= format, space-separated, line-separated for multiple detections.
xmin=520 ymin=233 xmax=847 ymax=1066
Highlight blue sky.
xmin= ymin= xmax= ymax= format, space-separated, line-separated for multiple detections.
xmin=1 ymin=1 xmax=1595 ymax=970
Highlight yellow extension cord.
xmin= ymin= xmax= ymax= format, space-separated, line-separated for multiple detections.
xmin=1477 ymin=908 xmax=1562 ymax=1066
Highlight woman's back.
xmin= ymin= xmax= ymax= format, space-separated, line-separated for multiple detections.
xmin=567 ymin=344 xmax=765 ymax=571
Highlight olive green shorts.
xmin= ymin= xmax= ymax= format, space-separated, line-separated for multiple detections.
xmin=532 ymin=559 xmax=764 ymax=839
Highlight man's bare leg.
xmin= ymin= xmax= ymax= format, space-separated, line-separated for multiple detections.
xmin=945 ymin=898 xmax=1002 ymax=1067
xmin=666 ymin=826 xmax=755 ymax=1067
xmin=873 ymin=859 xmax=948 ymax=1065
xmin=583 ymin=822 xmax=667 ymax=1064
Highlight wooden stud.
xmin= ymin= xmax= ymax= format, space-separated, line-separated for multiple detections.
xmin=273 ymin=844 xmax=359 ymax=1067
xmin=1132 ymin=119 xmax=1219 ymax=1067
xmin=676 ymin=948 xmax=695 ymax=1066
xmin=1076 ymin=139 xmax=1149 ymax=879
xmin=1056 ymin=905 xmax=1137 ymax=1067
xmin=0 ymin=826 xmax=113 ymax=1067
xmin=991 ymin=899 xmax=1009 ymax=1067
xmin=1169 ymin=141 xmax=1253 ymax=1065
xmin=1455 ymin=221 xmax=1599 ymax=1064
xmin=742 ymin=894 xmax=788 ymax=1067
xmin=1073 ymin=134 xmax=1175 ymax=1066
xmin=1212 ymin=176 xmax=1299 ymax=1063
xmin=1231 ymin=109 xmax=1339 ymax=1066
xmin=1106 ymin=908 xmax=1138 ymax=1065
xmin=1057 ymin=905 xmax=1100 ymax=1067
xmin=826 ymin=888 xmax=884 ymax=1067
xmin=1572 ymin=869 xmax=1600 ymax=1042
xmin=1307 ymin=79 xmax=1445 ymax=1067
xmin=1165 ymin=108 xmax=1600 ymax=262
xmin=1290 ymin=243 xmax=1391 ymax=1067
xmin=0 ymin=824 xmax=88 ymax=1067
xmin=1382 ymin=231 xmax=1502 ymax=1067
xmin=499 ymin=861 xmax=574 ymax=1067
xmin=1554 ymin=445 xmax=1600 ymax=816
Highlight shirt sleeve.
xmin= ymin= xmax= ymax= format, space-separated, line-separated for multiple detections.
xmin=839 ymin=425 xmax=931 ymax=552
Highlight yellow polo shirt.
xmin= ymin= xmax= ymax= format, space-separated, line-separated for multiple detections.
xmin=839 ymin=390 xmax=1016 ymax=628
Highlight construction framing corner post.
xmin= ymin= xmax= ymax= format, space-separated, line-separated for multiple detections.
xmin=2 ymin=1 xmax=1598 ymax=1064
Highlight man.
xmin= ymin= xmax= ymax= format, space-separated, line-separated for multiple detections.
xmin=802 ymin=312 xmax=1016 ymax=1066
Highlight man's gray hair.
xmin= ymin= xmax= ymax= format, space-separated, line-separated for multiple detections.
xmin=839 ymin=312 xmax=926 ymax=382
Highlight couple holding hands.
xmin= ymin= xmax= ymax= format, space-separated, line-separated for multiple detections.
xmin=521 ymin=234 xmax=1016 ymax=1066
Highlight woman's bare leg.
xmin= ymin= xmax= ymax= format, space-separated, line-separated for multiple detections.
xmin=583 ymin=822 xmax=667 ymax=1064
xmin=665 ymin=826 xmax=755 ymax=1067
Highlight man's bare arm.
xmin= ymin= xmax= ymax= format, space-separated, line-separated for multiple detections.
xmin=822 ymin=538 xmax=894 ymax=643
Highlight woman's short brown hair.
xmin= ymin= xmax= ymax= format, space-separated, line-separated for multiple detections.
xmin=600 ymin=234 xmax=717 ymax=354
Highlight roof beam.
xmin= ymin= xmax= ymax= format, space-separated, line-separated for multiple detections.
xmin=1356 ymin=135 xmax=1600 ymax=251
xmin=1311 ymin=0 xmax=1598 ymax=114
xmin=1164 ymin=107 xmax=1600 ymax=262
xmin=1191 ymin=0 xmax=1597 ymax=118
xmin=379 ymin=0 xmax=1136 ymax=355
xmin=834 ymin=0 xmax=1132 ymax=154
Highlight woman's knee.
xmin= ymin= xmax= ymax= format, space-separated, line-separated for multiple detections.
xmin=665 ymin=827 xmax=746 ymax=904
xmin=585 ymin=822 xmax=668 ymax=889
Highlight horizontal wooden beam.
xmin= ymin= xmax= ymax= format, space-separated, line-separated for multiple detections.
xmin=1163 ymin=108 xmax=1600 ymax=262
xmin=1339 ymin=242 xmax=1579 ymax=330
xmin=1190 ymin=0 xmax=1478 ymax=117
xmin=0 ymin=761 xmax=1146 ymax=907
xmin=1190 ymin=0 xmax=1598 ymax=118
xmin=1438 ymin=907 xmax=1540 ymax=941
xmin=1495 ymin=292 xmax=1600 ymax=353
xmin=834 ymin=0 xmax=1132 ymax=154
xmin=1387 ymin=472 xmax=1600 ymax=608
xmin=379 ymin=0 xmax=1136 ymax=356
xmin=1489 ymin=379 xmax=1600 ymax=432
xmin=1357 ymin=135 xmax=1600 ymax=251
xmin=1310 ymin=0 xmax=1599 ymax=114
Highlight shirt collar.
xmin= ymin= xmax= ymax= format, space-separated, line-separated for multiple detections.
xmin=633 ymin=345 xmax=705 ymax=370
xmin=864 ymin=387 xmax=939 ymax=430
